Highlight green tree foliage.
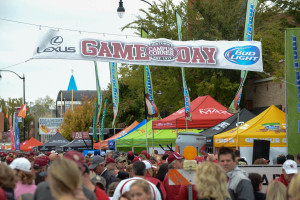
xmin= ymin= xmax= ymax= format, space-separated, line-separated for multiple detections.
xmin=60 ymin=96 xmax=95 ymax=141
xmin=30 ymin=96 xmax=55 ymax=117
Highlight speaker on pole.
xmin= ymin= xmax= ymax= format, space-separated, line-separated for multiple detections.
xmin=252 ymin=139 xmax=270 ymax=164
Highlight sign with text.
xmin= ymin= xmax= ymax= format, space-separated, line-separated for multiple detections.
xmin=33 ymin=29 xmax=263 ymax=72
xmin=39 ymin=118 xmax=63 ymax=135
xmin=169 ymin=165 xmax=300 ymax=193
xmin=72 ymin=132 xmax=90 ymax=140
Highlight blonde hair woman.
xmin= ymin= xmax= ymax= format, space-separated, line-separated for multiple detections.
xmin=130 ymin=180 xmax=152 ymax=200
xmin=48 ymin=159 xmax=83 ymax=200
xmin=195 ymin=161 xmax=230 ymax=200
xmin=288 ymin=172 xmax=300 ymax=200
xmin=266 ymin=181 xmax=287 ymax=200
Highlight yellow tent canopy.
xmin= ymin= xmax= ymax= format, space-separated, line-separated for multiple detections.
xmin=214 ymin=105 xmax=286 ymax=148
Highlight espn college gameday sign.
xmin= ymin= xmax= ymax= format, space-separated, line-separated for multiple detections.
xmin=33 ymin=29 xmax=263 ymax=72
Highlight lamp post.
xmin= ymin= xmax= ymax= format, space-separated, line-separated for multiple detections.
xmin=117 ymin=0 xmax=153 ymax=18
xmin=0 ymin=70 xmax=26 ymax=141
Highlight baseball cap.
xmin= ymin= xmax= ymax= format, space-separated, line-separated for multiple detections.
xmin=10 ymin=157 xmax=31 ymax=172
xmin=167 ymin=152 xmax=184 ymax=164
xmin=51 ymin=150 xmax=57 ymax=154
xmin=115 ymin=157 xmax=126 ymax=163
xmin=64 ymin=151 xmax=84 ymax=169
xmin=6 ymin=157 xmax=13 ymax=165
xmin=132 ymin=156 xmax=142 ymax=163
xmin=283 ymin=160 xmax=298 ymax=174
xmin=91 ymin=175 xmax=106 ymax=188
xmin=195 ymin=156 xmax=204 ymax=164
xmin=142 ymin=160 xmax=157 ymax=170
xmin=105 ymin=157 xmax=115 ymax=165
xmin=141 ymin=151 xmax=150 ymax=159
xmin=33 ymin=156 xmax=49 ymax=168
xmin=89 ymin=155 xmax=105 ymax=169
xmin=33 ymin=156 xmax=49 ymax=167
xmin=0 ymin=152 xmax=7 ymax=157
xmin=127 ymin=151 xmax=134 ymax=159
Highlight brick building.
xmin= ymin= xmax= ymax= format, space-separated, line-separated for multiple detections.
xmin=244 ymin=77 xmax=285 ymax=114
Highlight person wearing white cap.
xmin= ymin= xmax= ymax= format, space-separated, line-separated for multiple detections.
xmin=143 ymin=160 xmax=166 ymax=200
xmin=10 ymin=157 xmax=37 ymax=199
xmin=273 ymin=159 xmax=298 ymax=188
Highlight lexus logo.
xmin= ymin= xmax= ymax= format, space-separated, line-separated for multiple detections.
xmin=50 ymin=36 xmax=63 ymax=46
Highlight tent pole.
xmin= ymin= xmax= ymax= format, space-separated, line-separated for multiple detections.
xmin=284 ymin=29 xmax=288 ymax=154
xmin=146 ymin=121 xmax=148 ymax=152
xmin=60 ymin=91 xmax=63 ymax=117
xmin=185 ymin=118 xmax=188 ymax=132
xmin=236 ymin=112 xmax=240 ymax=150
xmin=152 ymin=129 xmax=154 ymax=152
xmin=99 ymin=127 xmax=101 ymax=152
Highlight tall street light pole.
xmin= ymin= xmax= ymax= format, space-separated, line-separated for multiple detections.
xmin=117 ymin=0 xmax=153 ymax=18
xmin=0 ymin=70 xmax=26 ymax=141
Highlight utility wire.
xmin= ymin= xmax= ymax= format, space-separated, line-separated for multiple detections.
xmin=0 ymin=17 xmax=139 ymax=38
xmin=0 ymin=58 xmax=32 ymax=70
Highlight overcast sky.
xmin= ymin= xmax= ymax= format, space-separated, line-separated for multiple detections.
xmin=0 ymin=0 xmax=180 ymax=103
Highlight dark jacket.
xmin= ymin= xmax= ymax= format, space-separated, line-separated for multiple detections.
xmin=254 ymin=192 xmax=266 ymax=200
xmin=100 ymin=168 xmax=118 ymax=190
xmin=227 ymin=167 xmax=255 ymax=200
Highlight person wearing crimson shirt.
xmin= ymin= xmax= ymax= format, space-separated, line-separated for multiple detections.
xmin=163 ymin=152 xmax=185 ymax=200
xmin=143 ymin=160 xmax=166 ymax=200
xmin=272 ymin=160 xmax=298 ymax=188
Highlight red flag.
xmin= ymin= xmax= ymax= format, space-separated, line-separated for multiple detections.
xmin=18 ymin=104 xmax=26 ymax=118
xmin=8 ymin=115 xmax=15 ymax=150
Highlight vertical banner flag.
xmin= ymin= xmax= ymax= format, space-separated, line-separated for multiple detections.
xmin=228 ymin=0 xmax=258 ymax=113
xmin=100 ymin=98 xmax=108 ymax=141
xmin=110 ymin=62 xmax=119 ymax=127
xmin=8 ymin=115 xmax=15 ymax=150
xmin=141 ymin=27 xmax=159 ymax=118
xmin=94 ymin=61 xmax=102 ymax=124
xmin=14 ymin=112 xmax=20 ymax=150
xmin=286 ymin=28 xmax=300 ymax=155
xmin=6 ymin=104 xmax=9 ymax=119
xmin=92 ymin=100 xmax=98 ymax=142
xmin=176 ymin=10 xmax=192 ymax=121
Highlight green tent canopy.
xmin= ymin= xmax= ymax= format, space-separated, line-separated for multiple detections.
xmin=115 ymin=120 xmax=202 ymax=149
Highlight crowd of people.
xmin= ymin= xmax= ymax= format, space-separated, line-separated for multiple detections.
xmin=0 ymin=147 xmax=299 ymax=200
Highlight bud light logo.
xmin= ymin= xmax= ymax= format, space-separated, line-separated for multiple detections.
xmin=224 ymin=45 xmax=260 ymax=65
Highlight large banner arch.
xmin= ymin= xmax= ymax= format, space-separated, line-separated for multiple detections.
xmin=33 ymin=29 xmax=263 ymax=72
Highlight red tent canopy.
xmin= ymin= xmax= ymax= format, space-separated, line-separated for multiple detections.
xmin=20 ymin=137 xmax=43 ymax=152
xmin=152 ymin=95 xmax=233 ymax=129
